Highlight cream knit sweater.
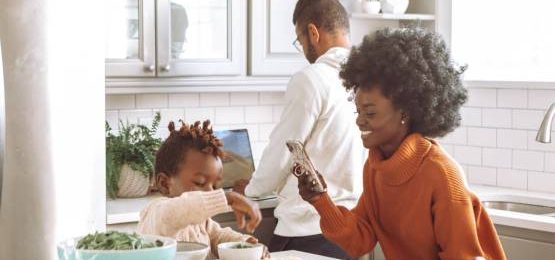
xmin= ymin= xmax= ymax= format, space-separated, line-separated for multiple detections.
xmin=137 ymin=189 xmax=252 ymax=258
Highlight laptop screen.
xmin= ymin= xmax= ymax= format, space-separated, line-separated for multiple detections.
xmin=214 ymin=129 xmax=255 ymax=189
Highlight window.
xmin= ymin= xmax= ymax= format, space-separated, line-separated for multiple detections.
xmin=451 ymin=0 xmax=555 ymax=82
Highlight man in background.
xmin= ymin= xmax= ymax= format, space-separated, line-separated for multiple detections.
xmin=235 ymin=0 xmax=365 ymax=258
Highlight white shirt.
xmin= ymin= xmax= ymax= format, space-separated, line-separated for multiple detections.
xmin=245 ymin=47 xmax=366 ymax=237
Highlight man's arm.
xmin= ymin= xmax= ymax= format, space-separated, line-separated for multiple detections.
xmin=245 ymin=72 xmax=321 ymax=197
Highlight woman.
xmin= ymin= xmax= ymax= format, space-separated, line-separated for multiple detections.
xmin=296 ymin=28 xmax=506 ymax=260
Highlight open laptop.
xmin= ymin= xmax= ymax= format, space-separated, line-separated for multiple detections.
xmin=214 ymin=129 xmax=276 ymax=201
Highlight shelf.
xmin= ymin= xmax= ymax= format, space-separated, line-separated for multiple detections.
xmin=350 ymin=12 xmax=435 ymax=21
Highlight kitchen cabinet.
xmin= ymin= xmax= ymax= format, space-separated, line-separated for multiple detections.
xmin=249 ymin=0 xmax=308 ymax=76
xmin=495 ymin=224 xmax=555 ymax=260
xmin=350 ymin=0 xmax=451 ymax=46
xmin=105 ymin=0 xmax=246 ymax=78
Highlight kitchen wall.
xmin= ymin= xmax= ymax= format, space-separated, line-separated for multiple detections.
xmin=106 ymin=92 xmax=285 ymax=167
xmin=106 ymin=86 xmax=555 ymax=194
xmin=441 ymin=87 xmax=555 ymax=194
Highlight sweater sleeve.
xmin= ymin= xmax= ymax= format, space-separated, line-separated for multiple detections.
xmin=312 ymin=192 xmax=378 ymax=258
xmin=137 ymin=189 xmax=231 ymax=237
xmin=245 ymin=72 xmax=321 ymax=197
xmin=432 ymin=177 xmax=506 ymax=260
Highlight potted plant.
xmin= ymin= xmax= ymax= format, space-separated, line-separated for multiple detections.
xmin=105 ymin=112 xmax=162 ymax=199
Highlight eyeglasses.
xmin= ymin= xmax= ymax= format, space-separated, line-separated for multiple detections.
xmin=292 ymin=38 xmax=303 ymax=53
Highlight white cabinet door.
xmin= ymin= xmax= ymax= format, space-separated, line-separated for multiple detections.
xmin=105 ymin=0 xmax=156 ymax=77
xmin=500 ymin=235 xmax=555 ymax=260
xmin=250 ymin=0 xmax=308 ymax=76
xmin=156 ymin=0 xmax=246 ymax=77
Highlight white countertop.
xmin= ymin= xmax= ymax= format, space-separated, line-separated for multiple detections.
xmin=470 ymin=185 xmax=555 ymax=233
xmin=270 ymin=250 xmax=339 ymax=260
xmin=107 ymin=192 xmax=279 ymax=225
xmin=107 ymin=185 xmax=555 ymax=234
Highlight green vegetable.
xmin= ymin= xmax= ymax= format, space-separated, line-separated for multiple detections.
xmin=76 ymin=231 xmax=163 ymax=250
xmin=232 ymin=243 xmax=253 ymax=249
xmin=106 ymin=112 xmax=162 ymax=198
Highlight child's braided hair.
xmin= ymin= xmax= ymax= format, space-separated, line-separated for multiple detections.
xmin=155 ymin=120 xmax=223 ymax=177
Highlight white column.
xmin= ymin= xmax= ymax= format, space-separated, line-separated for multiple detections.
xmin=0 ymin=0 xmax=105 ymax=259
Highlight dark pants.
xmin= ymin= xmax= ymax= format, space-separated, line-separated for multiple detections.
xmin=269 ymin=234 xmax=352 ymax=260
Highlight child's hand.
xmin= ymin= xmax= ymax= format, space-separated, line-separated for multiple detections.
xmin=225 ymin=191 xmax=262 ymax=233
xmin=233 ymin=179 xmax=250 ymax=195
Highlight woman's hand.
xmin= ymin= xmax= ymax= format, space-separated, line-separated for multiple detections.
xmin=294 ymin=163 xmax=328 ymax=203
xmin=225 ymin=191 xmax=262 ymax=233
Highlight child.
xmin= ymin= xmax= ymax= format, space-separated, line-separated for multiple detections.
xmin=137 ymin=120 xmax=266 ymax=259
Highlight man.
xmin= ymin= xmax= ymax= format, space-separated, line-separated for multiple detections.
xmin=235 ymin=0 xmax=365 ymax=258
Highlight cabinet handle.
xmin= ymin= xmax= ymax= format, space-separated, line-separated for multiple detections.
xmin=144 ymin=64 xmax=155 ymax=72
xmin=161 ymin=65 xmax=171 ymax=72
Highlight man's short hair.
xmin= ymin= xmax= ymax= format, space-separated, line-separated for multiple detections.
xmin=292 ymin=0 xmax=349 ymax=33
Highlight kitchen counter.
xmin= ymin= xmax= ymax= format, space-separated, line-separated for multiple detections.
xmin=107 ymin=185 xmax=555 ymax=234
xmin=470 ymin=185 xmax=555 ymax=233
xmin=107 ymin=192 xmax=279 ymax=225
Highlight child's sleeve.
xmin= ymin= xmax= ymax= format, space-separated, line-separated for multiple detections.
xmin=137 ymin=189 xmax=231 ymax=237
xmin=206 ymin=218 xmax=252 ymax=256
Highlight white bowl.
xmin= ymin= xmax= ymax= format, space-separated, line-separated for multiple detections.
xmin=362 ymin=1 xmax=381 ymax=14
xmin=175 ymin=242 xmax=210 ymax=260
xmin=380 ymin=0 xmax=409 ymax=14
xmin=217 ymin=242 xmax=263 ymax=260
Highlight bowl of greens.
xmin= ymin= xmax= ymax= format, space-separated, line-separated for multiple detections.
xmin=57 ymin=231 xmax=176 ymax=260
xmin=217 ymin=241 xmax=263 ymax=260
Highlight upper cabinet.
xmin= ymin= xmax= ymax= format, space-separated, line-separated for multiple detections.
xmin=105 ymin=0 xmax=450 ymax=84
xmin=106 ymin=0 xmax=245 ymax=78
xmin=349 ymin=0 xmax=450 ymax=45
xmin=105 ymin=0 xmax=156 ymax=77
xmin=249 ymin=0 xmax=309 ymax=76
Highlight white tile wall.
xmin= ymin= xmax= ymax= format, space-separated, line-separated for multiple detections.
xmin=106 ymin=87 xmax=555 ymax=194
xmin=497 ymin=89 xmax=527 ymax=108
xmin=440 ymin=87 xmax=555 ymax=194
xmin=200 ymin=93 xmax=229 ymax=107
xmin=453 ymin=146 xmax=481 ymax=165
xmin=468 ymin=166 xmax=497 ymax=186
xmin=497 ymin=169 xmax=527 ymax=189
xmin=468 ymin=127 xmax=496 ymax=147
xmin=467 ymin=89 xmax=496 ymax=107
xmin=107 ymin=92 xmax=285 ymax=164
xmin=482 ymin=109 xmax=511 ymax=128
xmin=136 ymin=94 xmax=167 ymax=108
xmin=528 ymin=90 xmax=555 ymax=110
xmin=215 ymin=107 xmax=244 ymax=124
xmin=169 ymin=94 xmax=199 ymax=107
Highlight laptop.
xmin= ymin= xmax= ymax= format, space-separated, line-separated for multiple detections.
xmin=214 ymin=129 xmax=277 ymax=201
xmin=214 ymin=129 xmax=256 ymax=189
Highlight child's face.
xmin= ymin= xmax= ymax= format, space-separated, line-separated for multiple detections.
xmin=160 ymin=149 xmax=223 ymax=197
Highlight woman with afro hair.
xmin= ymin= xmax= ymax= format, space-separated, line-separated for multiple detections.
xmin=295 ymin=28 xmax=506 ymax=260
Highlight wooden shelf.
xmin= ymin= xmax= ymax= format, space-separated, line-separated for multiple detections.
xmin=350 ymin=12 xmax=435 ymax=21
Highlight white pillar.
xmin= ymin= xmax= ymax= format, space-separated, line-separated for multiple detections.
xmin=0 ymin=0 xmax=105 ymax=259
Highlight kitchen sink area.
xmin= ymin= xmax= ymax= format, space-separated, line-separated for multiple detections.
xmin=482 ymin=201 xmax=555 ymax=216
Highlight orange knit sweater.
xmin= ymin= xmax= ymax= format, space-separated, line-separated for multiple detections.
xmin=313 ymin=134 xmax=506 ymax=260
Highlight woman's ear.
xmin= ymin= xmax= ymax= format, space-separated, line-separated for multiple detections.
xmin=157 ymin=172 xmax=171 ymax=196
xmin=307 ymin=23 xmax=320 ymax=45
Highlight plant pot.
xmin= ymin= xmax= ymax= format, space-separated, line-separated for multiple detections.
xmin=362 ymin=1 xmax=381 ymax=14
xmin=380 ymin=0 xmax=409 ymax=14
xmin=116 ymin=164 xmax=150 ymax=198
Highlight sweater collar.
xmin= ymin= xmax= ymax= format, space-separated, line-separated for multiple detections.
xmin=369 ymin=133 xmax=433 ymax=185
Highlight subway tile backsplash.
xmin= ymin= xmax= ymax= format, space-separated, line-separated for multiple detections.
xmin=440 ymin=87 xmax=555 ymax=193
xmin=106 ymin=87 xmax=555 ymax=194
xmin=106 ymin=92 xmax=285 ymax=166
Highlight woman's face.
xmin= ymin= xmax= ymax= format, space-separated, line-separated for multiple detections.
xmin=355 ymin=87 xmax=409 ymax=155
xmin=162 ymin=149 xmax=223 ymax=197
